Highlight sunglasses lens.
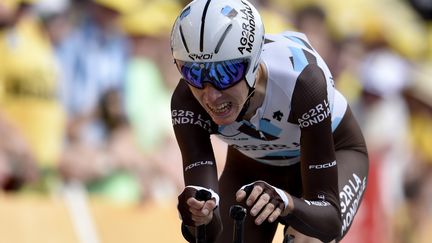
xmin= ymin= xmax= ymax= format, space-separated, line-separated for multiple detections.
xmin=176 ymin=58 xmax=249 ymax=90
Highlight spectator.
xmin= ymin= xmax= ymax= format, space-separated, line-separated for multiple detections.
xmin=57 ymin=0 xmax=183 ymax=204
xmin=119 ymin=1 xmax=184 ymax=193
xmin=0 ymin=112 xmax=38 ymax=191
xmin=353 ymin=44 xmax=413 ymax=241
xmin=0 ymin=0 xmax=65 ymax=190
xmin=393 ymin=166 xmax=432 ymax=243
xmin=293 ymin=4 xmax=339 ymax=73
xmin=55 ymin=0 xmax=139 ymax=143
xmin=59 ymin=88 xmax=160 ymax=203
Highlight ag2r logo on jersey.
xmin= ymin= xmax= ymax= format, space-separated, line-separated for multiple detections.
xmin=340 ymin=173 xmax=367 ymax=236
xmin=172 ymin=109 xmax=213 ymax=133
xmin=298 ymin=99 xmax=331 ymax=128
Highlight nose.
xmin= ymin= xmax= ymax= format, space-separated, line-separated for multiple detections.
xmin=202 ymin=83 xmax=222 ymax=102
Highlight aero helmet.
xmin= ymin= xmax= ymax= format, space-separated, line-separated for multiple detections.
xmin=170 ymin=0 xmax=264 ymax=89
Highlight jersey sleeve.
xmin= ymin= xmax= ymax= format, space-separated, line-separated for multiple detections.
xmin=284 ymin=64 xmax=341 ymax=241
xmin=171 ymin=79 xmax=219 ymax=191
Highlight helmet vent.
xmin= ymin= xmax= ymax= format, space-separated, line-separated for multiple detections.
xmin=214 ymin=24 xmax=232 ymax=54
xmin=179 ymin=25 xmax=190 ymax=53
xmin=199 ymin=0 xmax=212 ymax=52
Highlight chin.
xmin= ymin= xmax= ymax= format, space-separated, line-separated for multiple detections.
xmin=213 ymin=118 xmax=234 ymax=126
xmin=210 ymin=112 xmax=238 ymax=126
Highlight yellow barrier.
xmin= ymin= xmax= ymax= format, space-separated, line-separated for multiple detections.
xmin=0 ymin=194 xmax=78 ymax=243
xmin=0 ymin=194 xmax=285 ymax=243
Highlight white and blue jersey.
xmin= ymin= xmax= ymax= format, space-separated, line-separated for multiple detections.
xmin=215 ymin=32 xmax=347 ymax=166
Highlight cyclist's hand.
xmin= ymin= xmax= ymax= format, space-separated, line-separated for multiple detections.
xmin=186 ymin=196 xmax=216 ymax=226
xmin=236 ymin=180 xmax=290 ymax=225
xmin=177 ymin=186 xmax=219 ymax=226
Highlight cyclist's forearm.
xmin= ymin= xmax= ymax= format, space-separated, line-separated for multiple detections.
xmin=281 ymin=196 xmax=341 ymax=242
xmin=182 ymin=157 xmax=219 ymax=190
xmin=178 ymin=134 xmax=219 ymax=189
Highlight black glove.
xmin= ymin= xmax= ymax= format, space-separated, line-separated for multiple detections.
xmin=177 ymin=186 xmax=222 ymax=242
xmin=177 ymin=186 xmax=197 ymax=226
xmin=241 ymin=180 xmax=289 ymax=212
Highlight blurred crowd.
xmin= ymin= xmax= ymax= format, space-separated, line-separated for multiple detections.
xmin=0 ymin=0 xmax=183 ymax=202
xmin=0 ymin=0 xmax=431 ymax=242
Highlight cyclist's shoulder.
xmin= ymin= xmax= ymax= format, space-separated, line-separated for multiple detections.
xmin=263 ymin=31 xmax=325 ymax=68
xmin=264 ymin=31 xmax=312 ymax=49
xmin=172 ymin=79 xmax=192 ymax=98
xmin=171 ymin=79 xmax=200 ymax=108
xmin=262 ymin=31 xmax=320 ymax=79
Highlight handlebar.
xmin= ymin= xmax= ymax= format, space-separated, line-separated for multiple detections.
xmin=194 ymin=190 xmax=295 ymax=243
xmin=229 ymin=205 xmax=247 ymax=243
xmin=195 ymin=190 xmax=212 ymax=243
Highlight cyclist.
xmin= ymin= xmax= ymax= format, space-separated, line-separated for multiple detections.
xmin=170 ymin=0 xmax=369 ymax=242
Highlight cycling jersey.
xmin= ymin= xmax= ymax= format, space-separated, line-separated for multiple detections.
xmin=215 ymin=32 xmax=347 ymax=166
xmin=171 ymin=31 xmax=368 ymax=242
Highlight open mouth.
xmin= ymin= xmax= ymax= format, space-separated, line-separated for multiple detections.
xmin=207 ymin=102 xmax=232 ymax=115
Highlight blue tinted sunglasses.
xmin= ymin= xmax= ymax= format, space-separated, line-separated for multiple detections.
xmin=175 ymin=58 xmax=249 ymax=90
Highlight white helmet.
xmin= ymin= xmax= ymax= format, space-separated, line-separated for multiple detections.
xmin=170 ymin=0 xmax=264 ymax=88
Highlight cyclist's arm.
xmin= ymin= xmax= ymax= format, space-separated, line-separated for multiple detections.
xmin=172 ymin=80 xmax=223 ymax=241
xmin=284 ymin=64 xmax=341 ymax=242
xmin=171 ymin=79 xmax=220 ymax=190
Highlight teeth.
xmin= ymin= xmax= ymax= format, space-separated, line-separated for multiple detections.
xmin=208 ymin=102 xmax=231 ymax=113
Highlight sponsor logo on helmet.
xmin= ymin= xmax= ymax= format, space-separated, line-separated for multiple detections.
xmin=188 ymin=53 xmax=214 ymax=61
xmin=221 ymin=5 xmax=238 ymax=18
xmin=238 ymin=0 xmax=256 ymax=55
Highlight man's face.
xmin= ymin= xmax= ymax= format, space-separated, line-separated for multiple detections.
xmin=188 ymin=80 xmax=249 ymax=125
